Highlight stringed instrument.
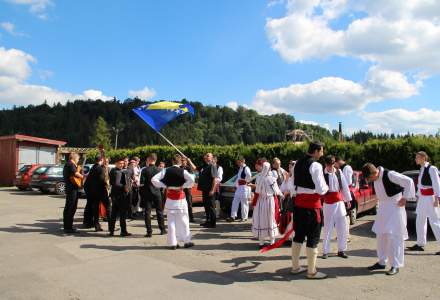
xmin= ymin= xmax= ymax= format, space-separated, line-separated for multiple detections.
xmin=71 ymin=154 xmax=87 ymax=188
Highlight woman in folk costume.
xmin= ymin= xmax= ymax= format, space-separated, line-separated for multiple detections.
xmin=252 ymin=160 xmax=280 ymax=249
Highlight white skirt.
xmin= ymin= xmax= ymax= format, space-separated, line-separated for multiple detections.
xmin=252 ymin=194 xmax=279 ymax=240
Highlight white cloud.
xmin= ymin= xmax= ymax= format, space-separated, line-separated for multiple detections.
xmin=0 ymin=47 xmax=35 ymax=80
xmin=266 ymin=0 xmax=440 ymax=76
xmin=6 ymin=0 xmax=53 ymax=19
xmin=361 ymin=108 xmax=440 ymax=135
xmin=1 ymin=22 xmax=15 ymax=35
xmin=252 ymin=66 xmax=419 ymax=115
xmin=128 ymin=86 xmax=156 ymax=100
xmin=226 ymin=101 xmax=239 ymax=110
xmin=0 ymin=46 xmax=113 ymax=105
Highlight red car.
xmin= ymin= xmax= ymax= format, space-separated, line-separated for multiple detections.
xmin=347 ymin=171 xmax=378 ymax=224
xmin=15 ymin=164 xmax=41 ymax=191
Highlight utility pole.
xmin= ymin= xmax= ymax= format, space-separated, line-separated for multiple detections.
xmin=338 ymin=122 xmax=343 ymax=142
xmin=112 ymin=127 xmax=120 ymax=150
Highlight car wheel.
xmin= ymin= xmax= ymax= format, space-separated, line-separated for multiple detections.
xmin=349 ymin=205 xmax=357 ymax=225
xmin=55 ymin=182 xmax=66 ymax=195
xmin=369 ymin=203 xmax=378 ymax=215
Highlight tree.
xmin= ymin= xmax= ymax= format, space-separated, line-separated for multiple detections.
xmin=90 ymin=116 xmax=112 ymax=149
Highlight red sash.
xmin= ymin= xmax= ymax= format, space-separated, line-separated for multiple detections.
xmin=238 ymin=179 xmax=247 ymax=185
xmin=420 ymin=188 xmax=434 ymax=196
xmin=295 ymin=193 xmax=322 ymax=224
xmin=251 ymin=193 xmax=259 ymax=207
xmin=167 ymin=189 xmax=185 ymax=200
xmin=323 ymin=191 xmax=342 ymax=204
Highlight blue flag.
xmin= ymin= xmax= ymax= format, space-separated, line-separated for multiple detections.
xmin=132 ymin=101 xmax=195 ymax=132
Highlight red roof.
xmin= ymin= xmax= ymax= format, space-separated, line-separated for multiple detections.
xmin=0 ymin=134 xmax=66 ymax=146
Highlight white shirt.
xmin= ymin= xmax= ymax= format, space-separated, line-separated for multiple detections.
xmin=372 ymin=167 xmax=415 ymax=237
xmin=324 ymin=168 xmax=352 ymax=202
xmin=234 ymin=164 xmax=252 ymax=187
xmin=293 ymin=161 xmax=329 ymax=195
xmin=341 ymin=164 xmax=353 ymax=186
xmin=151 ymin=165 xmax=195 ymax=213
xmin=417 ymin=162 xmax=440 ymax=197
xmin=216 ymin=166 xmax=224 ymax=183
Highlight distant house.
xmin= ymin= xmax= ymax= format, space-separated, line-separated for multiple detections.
xmin=0 ymin=134 xmax=66 ymax=186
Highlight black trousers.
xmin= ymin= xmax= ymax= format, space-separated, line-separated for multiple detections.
xmin=202 ymin=191 xmax=216 ymax=225
xmin=184 ymin=188 xmax=194 ymax=221
xmin=91 ymin=192 xmax=111 ymax=230
xmin=143 ymin=194 xmax=165 ymax=234
xmin=109 ymin=194 xmax=128 ymax=234
xmin=83 ymin=195 xmax=93 ymax=227
xmin=63 ymin=189 xmax=79 ymax=230
xmin=292 ymin=207 xmax=323 ymax=248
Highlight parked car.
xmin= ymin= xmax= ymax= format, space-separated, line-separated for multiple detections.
xmin=346 ymin=171 xmax=378 ymax=225
xmin=14 ymin=164 xmax=41 ymax=190
xmin=219 ymin=172 xmax=258 ymax=217
xmin=30 ymin=165 xmax=66 ymax=195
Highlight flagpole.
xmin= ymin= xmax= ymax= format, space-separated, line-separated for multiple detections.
xmin=155 ymin=130 xmax=187 ymax=158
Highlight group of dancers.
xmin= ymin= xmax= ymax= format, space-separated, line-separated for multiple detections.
xmin=63 ymin=142 xmax=440 ymax=279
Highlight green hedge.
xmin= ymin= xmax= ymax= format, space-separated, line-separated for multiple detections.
xmin=87 ymin=137 xmax=440 ymax=180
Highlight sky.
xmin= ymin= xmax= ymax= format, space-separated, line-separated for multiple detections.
xmin=1 ymin=0 xmax=440 ymax=135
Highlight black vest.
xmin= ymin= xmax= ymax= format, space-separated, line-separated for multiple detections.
xmin=382 ymin=169 xmax=404 ymax=197
xmin=198 ymin=163 xmax=215 ymax=192
xmin=161 ymin=166 xmax=185 ymax=187
xmin=421 ymin=165 xmax=433 ymax=186
xmin=240 ymin=166 xmax=249 ymax=179
xmin=294 ymin=155 xmax=315 ymax=189
xmin=324 ymin=169 xmax=342 ymax=192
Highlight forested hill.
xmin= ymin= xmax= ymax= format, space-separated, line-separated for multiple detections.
xmin=0 ymin=99 xmax=333 ymax=147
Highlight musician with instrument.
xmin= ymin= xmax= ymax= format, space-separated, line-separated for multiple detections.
xmin=62 ymin=152 xmax=84 ymax=234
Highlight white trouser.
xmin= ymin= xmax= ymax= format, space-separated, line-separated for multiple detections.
xmin=377 ymin=233 xmax=404 ymax=268
xmin=416 ymin=197 xmax=440 ymax=247
xmin=231 ymin=194 xmax=249 ymax=220
xmin=167 ymin=212 xmax=191 ymax=246
xmin=322 ymin=211 xmax=348 ymax=254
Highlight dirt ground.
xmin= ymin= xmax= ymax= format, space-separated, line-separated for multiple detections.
xmin=0 ymin=187 xmax=439 ymax=300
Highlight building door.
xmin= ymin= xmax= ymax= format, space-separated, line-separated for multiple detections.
xmin=18 ymin=146 xmax=38 ymax=169
xmin=38 ymin=147 xmax=56 ymax=165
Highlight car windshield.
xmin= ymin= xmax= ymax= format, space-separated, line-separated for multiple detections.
xmin=33 ymin=166 xmax=49 ymax=175
xmin=225 ymin=172 xmax=258 ymax=184
xmin=18 ymin=165 xmax=31 ymax=174
xmin=47 ymin=167 xmax=63 ymax=175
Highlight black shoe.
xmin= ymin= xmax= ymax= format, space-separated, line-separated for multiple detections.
xmin=108 ymin=232 xmax=114 ymax=237
xmin=120 ymin=232 xmax=132 ymax=237
xmin=160 ymin=230 xmax=167 ymax=235
xmin=203 ymin=224 xmax=216 ymax=228
xmin=386 ymin=267 xmax=399 ymax=276
xmin=169 ymin=245 xmax=177 ymax=250
xmin=184 ymin=242 xmax=194 ymax=248
xmin=367 ymin=262 xmax=386 ymax=271
xmin=226 ymin=217 xmax=235 ymax=222
xmin=189 ymin=218 xmax=196 ymax=223
xmin=338 ymin=251 xmax=348 ymax=259
xmin=95 ymin=226 xmax=103 ymax=232
xmin=200 ymin=222 xmax=208 ymax=227
xmin=321 ymin=253 xmax=328 ymax=259
xmin=145 ymin=232 xmax=152 ymax=238
xmin=407 ymin=244 xmax=424 ymax=251
xmin=436 ymin=251 xmax=440 ymax=255
xmin=258 ymin=244 xmax=265 ymax=250
xmin=63 ymin=228 xmax=77 ymax=234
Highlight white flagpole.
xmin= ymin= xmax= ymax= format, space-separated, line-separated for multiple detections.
xmin=156 ymin=130 xmax=187 ymax=158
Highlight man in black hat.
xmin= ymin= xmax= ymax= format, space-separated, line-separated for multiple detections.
xmin=109 ymin=157 xmax=131 ymax=237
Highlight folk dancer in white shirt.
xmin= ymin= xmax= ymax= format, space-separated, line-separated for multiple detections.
xmin=152 ymin=154 xmax=195 ymax=250
xmin=228 ymin=157 xmax=252 ymax=222
xmin=322 ymin=155 xmax=352 ymax=259
xmin=362 ymin=163 xmax=415 ymax=276
xmin=407 ymin=151 xmax=440 ymax=254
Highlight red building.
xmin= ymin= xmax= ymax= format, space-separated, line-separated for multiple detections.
xmin=0 ymin=134 xmax=66 ymax=186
